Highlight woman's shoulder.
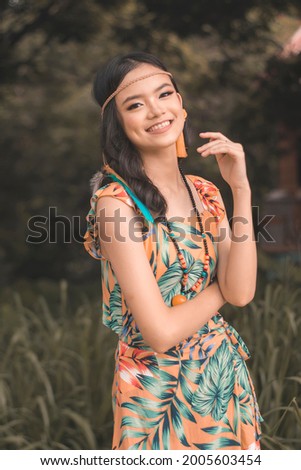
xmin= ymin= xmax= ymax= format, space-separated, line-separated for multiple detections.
xmin=92 ymin=180 xmax=137 ymax=213
xmin=83 ymin=179 xmax=153 ymax=261
xmin=84 ymin=181 xmax=133 ymax=261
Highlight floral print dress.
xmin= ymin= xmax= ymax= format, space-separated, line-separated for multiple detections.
xmin=84 ymin=168 xmax=263 ymax=450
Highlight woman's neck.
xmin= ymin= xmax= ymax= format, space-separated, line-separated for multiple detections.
xmin=143 ymin=158 xmax=185 ymax=194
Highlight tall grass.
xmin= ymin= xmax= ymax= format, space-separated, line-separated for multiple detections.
xmin=224 ymin=265 xmax=301 ymax=449
xmin=0 ymin=281 xmax=116 ymax=449
xmin=0 ymin=277 xmax=300 ymax=449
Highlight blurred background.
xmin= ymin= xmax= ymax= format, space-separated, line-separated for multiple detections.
xmin=0 ymin=0 xmax=300 ymax=450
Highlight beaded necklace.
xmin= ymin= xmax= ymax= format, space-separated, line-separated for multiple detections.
xmin=165 ymin=165 xmax=210 ymax=306
xmin=102 ymin=164 xmax=210 ymax=306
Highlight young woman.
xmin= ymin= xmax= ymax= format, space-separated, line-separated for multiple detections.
xmin=84 ymin=51 xmax=263 ymax=450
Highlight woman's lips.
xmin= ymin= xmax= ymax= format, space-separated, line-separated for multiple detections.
xmin=146 ymin=120 xmax=173 ymax=133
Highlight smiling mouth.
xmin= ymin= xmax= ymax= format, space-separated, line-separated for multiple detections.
xmin=146 ymin=120 xmax=172 ymax=133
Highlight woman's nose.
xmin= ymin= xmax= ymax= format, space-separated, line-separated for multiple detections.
xmin=146 ymin=99 xmax=165 ymax=118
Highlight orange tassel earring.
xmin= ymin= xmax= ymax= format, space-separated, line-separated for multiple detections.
xmin=176 ymin=109 xmax=188 ymax=158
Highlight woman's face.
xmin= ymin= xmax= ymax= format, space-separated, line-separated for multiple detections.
xmin=115 ymin=64 xmax=184 ymax=156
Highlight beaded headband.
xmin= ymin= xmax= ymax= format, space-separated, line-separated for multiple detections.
xmin=101 ymin=70 xmax=173 ymax=115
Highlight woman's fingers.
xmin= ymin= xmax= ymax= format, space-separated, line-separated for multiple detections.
xmin=200 ymin=145 xmax=231 ymax=157
xmin=198 ymin=133 xmax=231 ymax=151
xmin=197 ymin=132 xmax=244 ymax=160
xmin=199 ymin=131 xmax=227 ymax=140
xmin=197 ymin=141 xmax=235 ymax=155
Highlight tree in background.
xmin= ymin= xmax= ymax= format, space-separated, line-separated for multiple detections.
xmin=0 ymin=0 xmax=300 ymax=284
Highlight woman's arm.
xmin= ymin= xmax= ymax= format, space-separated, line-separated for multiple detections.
xmin=215 ymin=187 xmax=257 ymax=306
xmin=96 ymin=196 xmax=226 ymax=354
xmin=197 ymin=132 xmax=257 ymax=306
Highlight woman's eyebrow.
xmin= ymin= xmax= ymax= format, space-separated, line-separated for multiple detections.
xmin=121 ymin=83 xmax=172 ymax=106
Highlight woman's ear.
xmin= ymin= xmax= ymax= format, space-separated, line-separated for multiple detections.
xmin=176 ymin=92 xmax=183 ymax=107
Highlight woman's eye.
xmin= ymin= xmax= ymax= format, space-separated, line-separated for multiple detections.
xmin=160 ymin=91 xmax=174 ymax=98
xmin=127 ymin=102 xmax=142 ymax=111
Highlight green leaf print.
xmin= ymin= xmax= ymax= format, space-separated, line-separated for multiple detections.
xmin=201 ymin=426 xmax=233 ymax=434
xmin=141 ymin=439 xmax=147 ymax=450
xmin=179 ymin=357 xmax=207 ymax=404
xmin=119 ymin=430 xmax=148 ymax=446
xmin=170 ymin=222 xmax=202 ymax=249
xmin=175 ymin=396 xmax=197 ymax=423
xmin=179 ymin=374 xmax=193 ymax=403
xmin=122 ymin=402 xmax=164 ymax=419
xmin=194 ymin=437 xmax=240 ymax=450
xmin=158 ymin=258 xmax=182 ymax=303
xmin=153 ymin=428 xmax=160 ymax=449
xmin=161 ymin=229 xmax=171 ymax=268
xmin=180 ymin=238 xmax=202 ymax=249
xmin=206 ymin=232 xmax=215 ymax=244
xmin=233 ymin=393 xmax=239 ymax=436
xmin=110 ymin=278 xmax=121 ymax=304
xmin=131 ymin=397 xmax=169 ymax=409
xmin=104 ymin=309 xmax=121 ymax=335
xmin=109 ymin=283 xmax=122 ymax=331
xmin=221 ymin=414 xmax=234 ymax=434
xmin=121 ymin=416 xmax=159 ymax=429
xmin=191 ymin=339 xmax=235 ymax=422
xmin=158 ymin=358 xmax=179 ymax=366
xmin=129 ymin=441 xmax=143 ymax=450
xmin=171 ymin=403 xmax=190 ymax=447
xmin=233 ymin=349 xmax=252 ymax=394
xmin=149 ymin=250 xmax=155 ymax=268
xmin=157 ymin=368 xmax=178 ymax=384
xmin=181 ymin=359 xmax=203 ymax=383
xmin=162 ymin=413 xmax=170 ymax=450
xmin=138 ymin=375 xmax=174 ymax=400
xmin=238 ymin=390 xmax=254 ymax=426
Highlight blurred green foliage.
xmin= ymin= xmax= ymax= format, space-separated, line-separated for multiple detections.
xmin=0 ymin=280 xmax=116 ymax=449
xmin=0 ymin=0 xmax=300 ymax=284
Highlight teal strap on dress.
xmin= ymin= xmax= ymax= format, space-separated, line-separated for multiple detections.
xmin=105 ymin=173 xmax=154 ymax=224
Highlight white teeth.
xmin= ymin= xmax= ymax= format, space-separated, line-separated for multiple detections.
xmin=147 ymin=120 xmax=171 ymax=132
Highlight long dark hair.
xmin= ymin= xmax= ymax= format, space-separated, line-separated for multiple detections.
xmin=91 ymin=51 xmax=188 ymax=219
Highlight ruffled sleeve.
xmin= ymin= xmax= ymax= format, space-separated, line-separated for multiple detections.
xmin=83 ymin=181 xmax=150 ymax=261
xmin=188 ymin=175 xmax=225 ymax=223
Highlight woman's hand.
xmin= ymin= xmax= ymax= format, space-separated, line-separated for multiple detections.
xmin=197 ymin=131 xmax=249 ymax=190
